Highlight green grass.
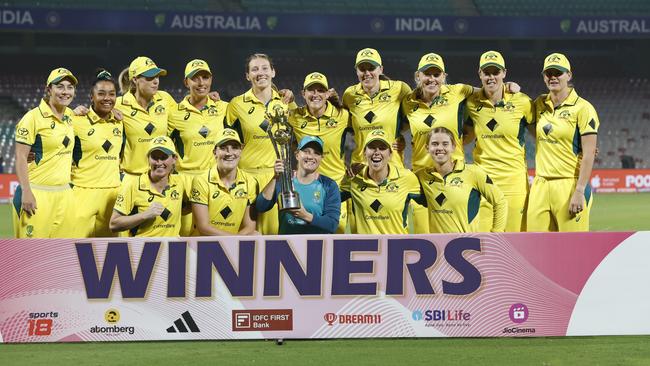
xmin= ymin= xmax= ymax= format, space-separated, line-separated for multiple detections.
xmin=2 ymin=194 xmax=650 ymax=364
xmin=1 ymin=336 xmax=649 ymax=365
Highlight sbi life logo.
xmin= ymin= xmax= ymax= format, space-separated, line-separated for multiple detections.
xmin=412 ymin=309 xmax=471 ymax=322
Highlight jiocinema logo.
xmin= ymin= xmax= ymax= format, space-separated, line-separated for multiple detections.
xmin=509 ymin=303 xmax=529 ymax=324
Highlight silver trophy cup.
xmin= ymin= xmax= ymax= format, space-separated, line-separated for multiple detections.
xmin=266 ymin=103 xmax=301 ymax=211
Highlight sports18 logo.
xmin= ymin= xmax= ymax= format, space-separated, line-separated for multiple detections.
xmin=27 ymin=311 xmax=58 ymax=336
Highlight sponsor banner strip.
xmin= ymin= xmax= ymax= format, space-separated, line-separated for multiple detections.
xmin=1 ymin=232 xmax=649 ymax=343
xmin=2 ymin=8 xmax=650 ymax=38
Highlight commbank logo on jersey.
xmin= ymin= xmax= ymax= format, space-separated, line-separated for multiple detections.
xmin=220 ymin=206 xmax=232 ymax=219
xmin=423 ymin=115 xmax=435 ymax=127
xmin=486 ymin=119 xmax=498 ymax=132
xmin=364 ymin=111 xmax=376 ymax=123
xmin=102 ymin=140 xmax=112 ymax=153
xmin=258 ymin=119 xmax=270 ymax=132
xmin=370 ymin=199 xmax=383 ymax=213
xmin=62 ymin=136 xmax=70 ymax=148
xmin=198 ymin=126 xmax=209 ymax=138
xmin=542 ymin=123 xmax=553 ymax=136
xmin=160 ymin=208 xmax=171 ymax=221
xmin=435 ymin=193 xmax=447 ymax=206
xmin=144 ymin=123 xmax=155 ymax=135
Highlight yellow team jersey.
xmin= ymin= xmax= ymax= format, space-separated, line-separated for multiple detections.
xmin=289 ymin=102 xmax=350 ymax=184
xmin=464 ymin=88 xmax=534 ymax=193
xmin=402 ymin=84 xmax=474 ymax=171
xmin=416 ymin=160 xmax=506 ymax=233
xmin=115 ymin=91 xmax=175 ymax=175
xmin=14 ymin=99 xmax=75 ymax=186
xmin=168 ymin=97 xmax=228 ymax=172
xmin=189 ymin=167 xmax=258 ymax=234
xmin=341 ymin=163 xmax=420 ymax=234
xmin=534 ymin=88 xmax=599 ymax=178
xmin=71 ymin=109 xmax=123 ymax=188
xmin=225 ymin=89 xmax=289 ymax=171
xmin=113 ymin=172 xmax=185 ymax=237
xmin=342 ymin=80 xmax=411 ymax=167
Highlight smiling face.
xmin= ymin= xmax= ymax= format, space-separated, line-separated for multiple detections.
xmin=356 ymin=62 xmax=383 ymax=92
xmin=246 ymin=57 xmax=275 ymax=90
xmin=47 ymin=79 xmax=75 ymax=109
xmin=134 ymin=75 xmax=159 ymax=99
xmin=479 ymin=66 xmax=506 ymax=94
xmin=428 ymin=131 xmax=455 ymax=166
xmin=302 ymin=84 xmax=328 ymax=112
xmin=295 ymin=145 xmax=322 ymax=174
xmin=185 ymin=70 xmax=212 ymax=100
xmin=543 ymin=68 xmax=572 ymax=93
xmin=416 ymin=67 xmax=446 ymax=97
xmin=148 ymin=149 xmax=176 ymax=180
xmin=364 ymin=140 xmax=391 ymax=172
xmin=91 ymin=80 xmax=116 ymax=117
xmin=214 ymin=140 xmax=242 ymax=171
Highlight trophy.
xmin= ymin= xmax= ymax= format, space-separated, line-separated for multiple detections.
xmin=266 ymin=101 xmax=301 ymax=211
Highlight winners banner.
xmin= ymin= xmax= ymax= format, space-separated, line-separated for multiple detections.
xmin=1 ymin=232 xmax=650 ymax=343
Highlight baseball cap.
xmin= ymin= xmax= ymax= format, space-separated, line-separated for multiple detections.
xmin=543 ymin=53 xmax=571 ymax=73
xmin=129 ymin=56 xmax=167 ymax=80
xmin=355 ymin=48 xmax=382 ymax=68
xmin=46 ymin=67 xmax=78 ymax=86
xmin=147 ymin=136 xmax=177 ymax=157
xmin=479 ymin=51 xmax=506 ymax=70
xmin=297 ymin=135 xmax=324 ymax=154
xmin=184 ymin=59 xmax=212 ymax=79
xmin=417 ymin=53 xmax=445 ymax=73
xmin=215 ymin=128 xmax=242 ymax=147
xmin=363 ymin=129 xmax=392 ymax=150
xmin=303 ymin=72 xmax=329 ymax=89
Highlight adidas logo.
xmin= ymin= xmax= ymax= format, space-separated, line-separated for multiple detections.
xmin=166 ymin=311 xmax=201 ymax=333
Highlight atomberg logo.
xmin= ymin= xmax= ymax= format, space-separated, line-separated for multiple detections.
xmin=90 ymin=308 xmax=135 ymax=336
xmin=324 ymin=313 xmax=382 ymax=326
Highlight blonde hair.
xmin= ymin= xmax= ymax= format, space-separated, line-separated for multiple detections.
xmin=118 ymin=67 xmax=133 ymax=95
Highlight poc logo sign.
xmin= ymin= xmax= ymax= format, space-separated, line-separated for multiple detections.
xmin=625 ymin=174 xmax=650 ymax=188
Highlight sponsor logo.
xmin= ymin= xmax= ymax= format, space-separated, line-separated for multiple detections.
xmin=324 ymin=313 xmax=382 ymax=326
xmin=386 ymin=182 xmax=399 ymax=192
xmin=90 ymin=309 xmax=135 ymax=335
xmin=27 ymin=311 xmax=58 ymax=336
xmin=508 ymin=303 xmax=528 ymax=323
xmin=232 ymin=309 xmax=293 ymax=331
xmin=166 ymin=311 xmax=200 ymax=333
xmin=378 ymin=93 xmax=391 ymax=102
xmin=411 ymin=309 xmax=471 ymax=327
xmin=170 ymin=189 xmax=180 ymax=200
xmin=17 ymin=127 xmax=29 ymax=136
xmin=326 ymin=118 xmax=338 ymax=128
xmin=87 ymin=128 xmax=95 ymax=136
xmin=503 ymin=303 xmax=536 ymax=334
xmin=449 ymin=177 xmax=463 ymax=187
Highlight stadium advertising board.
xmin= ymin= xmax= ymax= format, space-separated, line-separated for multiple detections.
xmin=1 ymin=232 xmax=649 ymax=342
xmin=0 ymin=174 xmax=18 ymax=203
xmin=2 ymin=7 xmax=650 ymax=38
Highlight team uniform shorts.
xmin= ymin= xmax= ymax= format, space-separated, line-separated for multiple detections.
xmin=12 ymin=184 xmax=74 ymax=238
xmin=527 ymin=176 xmax=592 ymax=232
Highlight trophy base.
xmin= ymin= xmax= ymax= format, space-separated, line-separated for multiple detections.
xmin=278 ymin=192 xmax=301 ymax=211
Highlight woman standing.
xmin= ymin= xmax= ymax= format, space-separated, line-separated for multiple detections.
xmin=168 ymin=59 xmax=229 ymax=236
xmin=257 ymin=135 xmax=341 ymax=234
xmin=289 ymin=72 xmax=350 ymax=233
xmin=340 ymin=129 xmax=420 ymax=234
xmin=416 ymin=127 xmax=507 ymax=232
xmin=463 ymin=51 xmax=534 ymax=232
xmin=190 ymin=129 xmax=258 ymax=236
xmin=115 ymin=56 xmax=175 ymax=184
xmin=110 ymin=136 xmax=186 ymax=237
xmin=70 ymin=69 xmax=123 ymax=237
xmin=527 ymin=53 xmax=598 ymax=232
xmin=13 ymin=68 xmax=77 ymax=238
xmin=225 ymin=53 xmax=294 ymax=235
